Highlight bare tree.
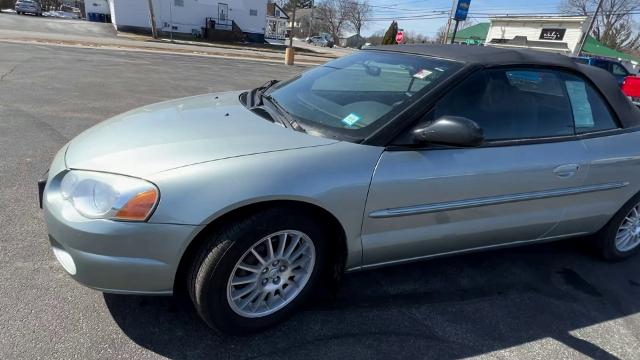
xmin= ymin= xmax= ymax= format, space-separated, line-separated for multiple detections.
xmin=316 ymin=0 xmax=350 ymax=43
xmin=39 ymin=0 xmax=63 ymax=11
xmin=365 ymin=29 xmax=385 ymax=45
xmin=561 ymin=0 xmax=640 ymax=50
xmin=460 ymin=19 xmax=477 ymax=30
xmin=346 ymin=0 xmax=372 ymax=36
xmin=402 ymin=30 xmax=430 ymax=44
xmin=435 ymin=25 xmax=448 ymax=44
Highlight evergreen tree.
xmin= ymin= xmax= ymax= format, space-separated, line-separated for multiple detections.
xmin=382 ymin=21 xmax=398 ymax=45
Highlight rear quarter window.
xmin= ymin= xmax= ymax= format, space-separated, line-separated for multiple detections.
xmin=564 ymin=74 xmax=618 ymax=133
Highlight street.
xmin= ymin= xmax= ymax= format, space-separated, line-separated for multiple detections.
xmin=2 ymin=42 xmax=640 ymax=359
xmin=0 ymin=11 xmax=116 ymax=37
xmin=0 ymin=13 xmax=341 ymax=65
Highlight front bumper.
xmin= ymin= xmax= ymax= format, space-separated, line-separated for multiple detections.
xmin=43 ymin=154 xmax=203 ymax=294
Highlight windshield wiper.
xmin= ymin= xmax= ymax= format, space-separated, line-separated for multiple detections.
xmin=261 ymin=95 xmax=306 ymax=133
xmin=247 ymin=79 xmax=280 ymax=107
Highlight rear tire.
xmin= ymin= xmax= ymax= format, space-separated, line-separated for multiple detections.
xmin=595 ymin=193 xmax=640 ymax=261
xmin=188 ymin=207 xmax=327 ymax=334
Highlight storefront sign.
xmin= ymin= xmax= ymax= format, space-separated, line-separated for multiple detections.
xmin=454 ymin=0 xmax=471 ymax=21
xmin=539 ymin=28 xmax=566 ymax=41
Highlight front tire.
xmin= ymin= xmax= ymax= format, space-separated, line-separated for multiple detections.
xmin=595 ymin=193 xmax=640 ymax=260
xmin=188 ymin=208 xmax=327 ymax=334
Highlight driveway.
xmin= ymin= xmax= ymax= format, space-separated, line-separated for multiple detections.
xmin=1 ymin=42 xmax=640 ymax=359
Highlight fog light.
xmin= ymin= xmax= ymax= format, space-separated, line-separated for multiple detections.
xmin=52 ymin=247 xmax=77 ymax=275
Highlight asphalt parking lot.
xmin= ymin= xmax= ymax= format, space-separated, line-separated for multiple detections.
xmin=2 ymin=42 xmax=640 ymax=359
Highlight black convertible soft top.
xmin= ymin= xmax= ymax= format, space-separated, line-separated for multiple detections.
xmin=365 ymin=44 xmax=640 ymax=129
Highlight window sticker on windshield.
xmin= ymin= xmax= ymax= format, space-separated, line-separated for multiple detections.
xmin=413 ymin=69 xmax=433 ymax=79
xmin=565 ymin=80 xmax=595 ymax=127
xmin=342 ymin=113 xmax=362 ymax=127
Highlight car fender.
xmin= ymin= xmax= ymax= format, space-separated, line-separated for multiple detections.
xmin=147 ymin=141 xmax=384 ymax=269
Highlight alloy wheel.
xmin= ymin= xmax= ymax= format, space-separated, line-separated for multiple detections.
xmin=615 ymin=203 xmax=640 ymax=252
xmin=226 ymin=230 xmax=316 ymax=318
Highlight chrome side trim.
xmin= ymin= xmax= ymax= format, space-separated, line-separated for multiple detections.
xmin=369 ymin=182 xmax=629 ymax=219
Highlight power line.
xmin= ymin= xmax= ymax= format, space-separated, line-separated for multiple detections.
xmin=367 ymin=10 xmax=640 ymax=22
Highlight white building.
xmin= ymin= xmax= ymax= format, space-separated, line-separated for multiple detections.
xmin=84 ymin=0 xmax=110 ymax=15
xmin=265 ymin=2 xmax=288 ymax=44
xmin=107 ymin=0 xmax=268 ymax=42
xmin=486 ymin=16 xmax=589 ymax=55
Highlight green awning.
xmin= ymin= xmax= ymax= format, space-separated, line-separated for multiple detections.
xmin=582 ymin=36 xmax=640 ymax=63
xmin=450 ymin=23 xmax=489 ymax=42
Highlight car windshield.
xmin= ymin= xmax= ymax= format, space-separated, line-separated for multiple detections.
xmin=267 ymin=51 xmax=463 ymax=140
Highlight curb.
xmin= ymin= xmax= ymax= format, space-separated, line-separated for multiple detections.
xmin=0 ymin=38 xmax=326 ymax=66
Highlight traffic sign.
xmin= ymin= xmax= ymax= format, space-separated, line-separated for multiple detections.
xmin=396 ymin=31 xmax=404 ymax=44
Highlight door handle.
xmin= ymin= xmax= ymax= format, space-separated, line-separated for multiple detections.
xmin=553 ymin=164 xmax=580 ymax=179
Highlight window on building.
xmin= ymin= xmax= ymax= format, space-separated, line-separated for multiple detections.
xmin=175 ymin=0 xmax=184 ymax=7
xmin=250 ymin=9 xmax=258 ymax=16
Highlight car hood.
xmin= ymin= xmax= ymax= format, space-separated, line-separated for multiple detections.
xmin=65 ymin=91 xmax=338 ymax=177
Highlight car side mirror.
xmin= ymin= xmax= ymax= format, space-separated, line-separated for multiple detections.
xmin=412 ymin=116 xmax=484 ymax=147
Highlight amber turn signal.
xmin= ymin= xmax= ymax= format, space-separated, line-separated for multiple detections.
xmin=115 ymin=189 xmax=158 ymax=221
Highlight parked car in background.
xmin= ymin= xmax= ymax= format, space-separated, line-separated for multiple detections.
xmin=15 ymin=0 xmax=42 ymax=16
xmin=622 ymin=75 xmax=640 ymax=107
xmin=573 ymin=56 xmax=630 ymax=86
xmin=42 ymin=45 xmax=640 ymax=335
xmin=309 ymin=35 xmax=334 ymax=48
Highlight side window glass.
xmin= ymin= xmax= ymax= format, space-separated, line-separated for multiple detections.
xmin=592 ymin=61 xmax=609 ymax=71
xmin=564 ymin=75 xmax=618 ymax=133
xmin=433 ymin=69 xmax=574 ymax=141
xmin=611 ymin=63 xmax=628 ymax=76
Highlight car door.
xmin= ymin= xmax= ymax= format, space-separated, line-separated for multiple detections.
xmin=361 ymin=68 xmax=592 ymax=267
xmin=549 ymin=72 xmax=640 ymax=236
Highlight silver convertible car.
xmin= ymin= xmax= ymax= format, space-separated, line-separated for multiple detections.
xmin=41 ymin=45 xmax=640 ymax=334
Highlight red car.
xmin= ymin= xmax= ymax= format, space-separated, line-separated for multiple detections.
xmin=622 ymin=75 xmax=640 ymax=107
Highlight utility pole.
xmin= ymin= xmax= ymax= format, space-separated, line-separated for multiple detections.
xmin=450 ymin=19 xmax=460 ymax=44
xmin=285 ymin=0 xmax=297 ymax=65
xmin=574 ymin=0 xmax=604 ymax=56
xmin=147 ymin=0 xmax=158 ymax=39
xmin=289 ymin=6 xmax=296 ymax=47
xmin=169 ymin=0 xmax=174 ymax=42
xmin=443 ymin=0 xmax=456 ymax=44
xmin=308 ymin=0 xmax=314 ymax=39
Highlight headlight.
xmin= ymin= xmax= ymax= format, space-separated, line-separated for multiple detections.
xmin=59 ymin=170 xmax=159 ymax=221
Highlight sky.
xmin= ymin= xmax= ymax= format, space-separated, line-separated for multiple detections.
xmin=361 ymin=0 xmax=591 ymax=37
